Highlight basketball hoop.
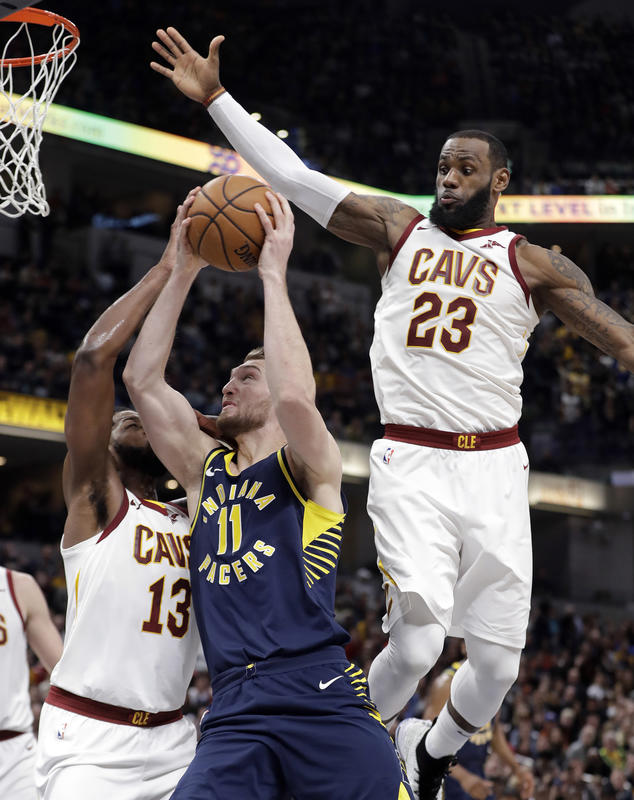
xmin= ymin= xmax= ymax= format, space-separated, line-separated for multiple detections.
xmin=0 ymin=7 xmax=79 ymax=217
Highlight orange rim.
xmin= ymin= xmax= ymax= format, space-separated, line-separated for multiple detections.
xmin=1 ymin=8 xmax=79 ymax=67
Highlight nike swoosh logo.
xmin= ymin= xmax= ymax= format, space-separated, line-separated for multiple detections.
xmin=205 ymin=467 xmax=223 ymax=477
xmin=523 ymin=464 xmax=529 ymax=470
xmin=319 ymin=675 xmax=343 ymax=690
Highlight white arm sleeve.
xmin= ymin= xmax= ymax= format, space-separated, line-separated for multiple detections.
xmin=208 ymin=92 xmax=350 ymax=228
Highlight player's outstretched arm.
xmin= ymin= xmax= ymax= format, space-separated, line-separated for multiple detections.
xmin=518 ymin=242 xmax=634 ymax=371
xmin=12 ymin=571 xmax=63 ymax=674
xmin=63 ymin=192 xmax=199 ymax=542
xmin=256 ymin=193 xmax=343 ymax=512
xmin=123 ymin=204 xmax=215 ymax=499
xmin=151 ymin=28 xmax=418 ymax=274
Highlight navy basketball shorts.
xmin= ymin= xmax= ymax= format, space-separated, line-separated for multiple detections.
xmin=171 ymin=646 xmax=414 ymax=799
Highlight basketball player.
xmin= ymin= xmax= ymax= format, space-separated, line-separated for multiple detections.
xmin=35 ymin=194 xmax=202 ymax=800
xmin=414 ymin=655 xmax=534 ymax=800
xmin=123 ymin=192 xmax=413 ymax=799
xmin=0 ymin=566 xmax=62 ymax=800
xmin=150 ymin=27 xmax=634 ymax=799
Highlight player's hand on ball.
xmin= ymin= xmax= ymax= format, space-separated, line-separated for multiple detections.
xmin=255 ymin=192 xmax=295 ymax=283
xmin=158 ymin=188 xmax=201 ymax=272
xmin=151 ymin=27 xmax=224 ymax=104
xmin=177 ymin=207 xmax=209 ymax=275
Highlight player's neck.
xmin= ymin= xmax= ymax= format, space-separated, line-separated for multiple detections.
xmin=232 ymin=423 xmax=286 ymax=473
xmin=122 ymin=472 xmax=158 ymax=502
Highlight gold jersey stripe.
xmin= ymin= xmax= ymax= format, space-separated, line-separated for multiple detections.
xmin=190 ymin=448 xmax=227 ymax=532
xmin=303 ymin=557 xmax=330 ymax=575
xmin=306 ymin=542 xmax=340 ymax=559
xmin=303 ymin=549 xmax=336 ymax=568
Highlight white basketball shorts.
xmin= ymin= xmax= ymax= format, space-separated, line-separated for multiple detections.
xmin=0 ymin=731 xmax=37 ymax=800
xmin=35 ymin=703 xmax=196 ymax=800
xmin=367 ymin=436 xmax=532 ymax=649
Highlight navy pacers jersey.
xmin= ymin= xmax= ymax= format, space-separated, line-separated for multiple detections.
xmin=189 ymin=446 xmax=350 ymax=678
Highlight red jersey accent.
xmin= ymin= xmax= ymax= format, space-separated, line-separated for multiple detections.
xmin=97 ymin=490 xmax=129 ymax=543
xmin=6 ymin=570 xmax=25 ymax=629
xmin=384 ymin=423 xmax=520 ymax=451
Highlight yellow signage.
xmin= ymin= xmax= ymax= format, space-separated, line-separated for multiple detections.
xmin=0 ymin=392 xmax=66 ymax=433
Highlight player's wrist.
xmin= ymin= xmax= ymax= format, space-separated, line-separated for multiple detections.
xmin=202 ymin=85 xmax=226 ymax=108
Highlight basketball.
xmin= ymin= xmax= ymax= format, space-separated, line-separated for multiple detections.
xmin=187 ymin=174 xmax=274 ymax=271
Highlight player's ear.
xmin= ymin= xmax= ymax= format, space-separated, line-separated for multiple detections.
xmin=492 ymin=167 xmax=510 ymax=194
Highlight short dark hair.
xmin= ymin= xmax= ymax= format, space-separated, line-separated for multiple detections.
xmin=244 ymin=346 xmax=265 ymax=361
xmin=446 ymin=129 xmax=510 ymax=172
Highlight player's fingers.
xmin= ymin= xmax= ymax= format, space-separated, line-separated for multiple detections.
xmin=150 ymin=62 xmax=173 ymax=78
xmin=184 ymin=188 xmax=200 ymax=207
xmin=156 ymin=28 xmax=182 ymax=57
xmin=166 ymin=27 xmax=192 ymax=54
xmin=179 ymin=217 xmax=194 ymax=250
xmin=151 ymin=40 xmax=176 ymax=66
xmin=265 ymin=191 xmax=284 ymax=228
xmin=275 ymin=193 xmax=294 ymax=224
xmin=254 ymin=203 xmax=273 ymax=233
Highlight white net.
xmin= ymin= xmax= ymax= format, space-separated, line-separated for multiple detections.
xmin=0 ymin=12 xmax=79 ymax=217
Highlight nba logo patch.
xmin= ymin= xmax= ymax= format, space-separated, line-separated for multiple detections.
xmin=383 ymin=447 xmax=395 ymax=464
xmin=57 ymin=723 xmax=68 ymax=740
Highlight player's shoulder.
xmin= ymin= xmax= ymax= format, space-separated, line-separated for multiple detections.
xmin=7 ymin=570 xmax=41 ymax=617
xmin=515 ymin=237 xmax=544 ymax=260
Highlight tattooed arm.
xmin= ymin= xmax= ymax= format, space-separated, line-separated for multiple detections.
xmin=517 ymin=241 xmax=634 ymax=370
xmin=327 ymin=194 xmax=421 ymax=275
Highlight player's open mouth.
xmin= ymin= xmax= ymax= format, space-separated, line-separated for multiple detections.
xmin=440 ymin=194 xmax=459 ymax=206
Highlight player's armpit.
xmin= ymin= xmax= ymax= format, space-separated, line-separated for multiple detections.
xmin=518 ymin=243 xmax=634 ymax=369
xmin=283 ymin=417 xmax=344 ymax=515
xmin=327 ymin=193 xmax=420 ymax=271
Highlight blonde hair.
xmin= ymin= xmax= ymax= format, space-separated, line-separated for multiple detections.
xmin=244 ymin=346 xmax=265 ymax=361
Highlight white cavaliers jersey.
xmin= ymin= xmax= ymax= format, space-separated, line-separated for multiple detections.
xmin=370 ymin=216 xmax=540 ymax=431
xmin=51 ymin=490 xmax=199 ymax=712
xmin=0 ymin=567 xmax=33 ymax=732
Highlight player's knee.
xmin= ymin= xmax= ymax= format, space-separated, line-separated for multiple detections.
xmin=396 ymin=623 xmax=445 ymax=679
xmin=470 ymin=643 xmax=521 ymax=692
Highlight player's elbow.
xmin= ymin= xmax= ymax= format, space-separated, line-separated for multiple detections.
xmin=71 ymin=342 xmax=113 ymax=375
xmin=122 ymin=361 xmax=153 ymax=396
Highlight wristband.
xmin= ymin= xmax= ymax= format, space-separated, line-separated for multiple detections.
xmin=202 ymin=86 xmax=226 ymax=108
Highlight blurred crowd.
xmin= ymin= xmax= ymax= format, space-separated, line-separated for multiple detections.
xmin=43 ymin=1 xmax=634 ymax=195
xmin=4 ymin=539 xmax=634 ymax=800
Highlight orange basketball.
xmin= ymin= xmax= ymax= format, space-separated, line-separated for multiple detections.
xmin=187 ymin=175 xmax=274 ymax=271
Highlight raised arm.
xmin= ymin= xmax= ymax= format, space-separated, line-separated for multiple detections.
xmin=123 ymin=205 xmax=215 ymax=501
xmin=63 ymin=195 xmax=197 ymax=545
xmin=150 ymin=27 xmax=419 ymax=274
xmin=255 ymin=193 xmax=342 ymax=512
xmin=517 ymin=242 xmax=634 ymax=371
xmin=12 ymin=570 xmax=62 ymax=674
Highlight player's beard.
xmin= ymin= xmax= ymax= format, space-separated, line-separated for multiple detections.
xmin=216 ymin=401 xmax=272 ymax=440
xmin=113 ymin=442 xmax=166 ymax=477
xmin=429 ymin=179 xmax=493 ymax=230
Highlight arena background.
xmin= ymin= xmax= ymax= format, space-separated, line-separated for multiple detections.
xmin=1 ymin=1 xmax=633 ymax=797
